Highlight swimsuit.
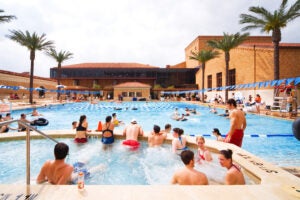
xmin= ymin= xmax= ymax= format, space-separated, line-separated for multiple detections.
xmin=75 ymin=124 xmax=87 ymax=143
xmin=122 ymin=139 xmax=140 ymax=149
xmin=198 ymin=149 xmax=206 ymax=160
xmin=176 ymin=137 xmax=188 ymax=154
xmin=230 ymin=163 xmax=241 ymax=172
xmin=101 ymin=123 xmax=114 ymax=144
xmin=225 ymin=129 xmax=244 ymax=147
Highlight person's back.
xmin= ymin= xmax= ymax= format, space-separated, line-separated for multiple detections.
xmin=37 ymin=142 xmax=73 ymax=185
xmin=148 ymin=125 xmax=166 ymax=147
xmin=226 ymin=164 xmax=245 ymax=185
xmin=123 ymin=119 xmax=143 ymax=141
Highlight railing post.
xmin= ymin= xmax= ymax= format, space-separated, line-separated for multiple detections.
xmin=26 ymin=127 xmax=30 ymax=185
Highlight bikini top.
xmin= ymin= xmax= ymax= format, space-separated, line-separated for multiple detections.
xmin=177 ymin=136 xmax=187 ymax=150
xmin=76 ymin=124 xmax=86 ymax=131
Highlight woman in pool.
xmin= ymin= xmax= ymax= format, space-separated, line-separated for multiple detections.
xmin=172 ymin=128 xmax=188 ymax=154
xmin=101 ymin=115 xmax=114 ymax=144
xmin=75 ymin=115 xmax=89 ymax=143
xmin=218 ymin=149 xmax=245 ymax=185
xmin=212 ymin=128 xmax=224 ymax=142
xmin=196 ymin=136 xmax=212 ymax=163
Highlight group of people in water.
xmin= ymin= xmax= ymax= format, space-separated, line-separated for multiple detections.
xmin=61 ymin=98 xmax=246 ymax=186
xmin=1 ymin=98 xmax=247 ymax=185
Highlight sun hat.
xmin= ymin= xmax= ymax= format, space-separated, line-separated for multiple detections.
xmin=131 ymin=119 xmax=137 ymax=124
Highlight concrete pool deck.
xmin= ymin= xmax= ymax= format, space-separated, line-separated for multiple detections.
xmin=0 ymin=130 xmax=299 ymax=199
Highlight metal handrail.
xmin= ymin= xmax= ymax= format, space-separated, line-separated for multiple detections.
xmin=0 ymin=119 xmax=59 ymax=185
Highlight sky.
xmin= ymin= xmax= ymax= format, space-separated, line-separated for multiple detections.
xmin=0 ymin=0 xmax=299 ymax=78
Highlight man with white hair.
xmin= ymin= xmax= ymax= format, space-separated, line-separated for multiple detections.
xmin=122 ymin=119 xmax=144 ymax=147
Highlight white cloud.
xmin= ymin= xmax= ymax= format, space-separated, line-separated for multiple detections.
xmin=0 ymin=0 xmax=299 ymax=77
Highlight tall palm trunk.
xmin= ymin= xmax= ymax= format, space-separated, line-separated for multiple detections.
xmin=57 ymin=63 xmax=62 ymax=100
xmin=225 ymin=52 xmax=230 ymax=101
xmin=29 ymin=50 xmax=35 ymax=104
xmin=272 ymin=28 xmax=281 ymax=80
xmin=202 ymin=63 xmax=205 ymax=102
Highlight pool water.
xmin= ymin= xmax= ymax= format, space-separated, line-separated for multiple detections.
xmin=7 ymin=102 xmax=300 ymax=167
xmin=0 ymin=138 xmax=254 ymax=185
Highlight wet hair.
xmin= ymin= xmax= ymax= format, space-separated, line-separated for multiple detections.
xmin=153 ymin=125 xmax=160 ymax=134
xmin=196 ymin=136 xmax=205 ymax=143
xmin=112 ymin=113 xmax=116 ymax=117
xmin=165 ymin=123 xmax=171 ymax=130
xmin=0 ymin=114 xmax=2 ymax=119
xmin=106 ymin=115 xmax=112 ymax=123
xmin=180 ymin=150 xmax=194 ymax=165
xmin=213 ymin=128 xmax=221 ymax=136
xmin=173 ymin=128 xmax=184 ymax=136
xmin=72 ymin=121 xmax=77 ymax=125
xmin=54 ymin=142 xmax=69 ymax=160
xmin=78 ymin=115 xmax=86 ymax=126
xmin=6 ymin=113 xmax=11 ymax=117
xmin=21 ymin=113 xmax=26 ymax=118
xmin=226 ymin=98 xmax=237 ymax=107
xmin=219 ymin=149 xmax=233 ymax=160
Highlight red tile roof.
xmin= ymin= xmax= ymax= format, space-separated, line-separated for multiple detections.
xmin=59 ymin=63 xmax=160 ymax=69
xmin=114 ymin=82 xmax=151 ymax=88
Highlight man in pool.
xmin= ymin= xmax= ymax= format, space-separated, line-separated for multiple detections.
xmin=148 ymin=125 xmax=167 ymax=147
xmin=37 ymin=142 xmax=73 ymax=185
xmin=218 ymin=149 xmax=245 ymax=185
xmin=122 ymin=119 xmax=144 ymax=147
xmin=225 ymin=99 xmax=247 ymax=147
xmin=171 ymin=150 xmax=208 ymax=185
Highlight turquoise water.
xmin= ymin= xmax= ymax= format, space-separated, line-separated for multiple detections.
xmin=0 ymin=138 xmax=251 ymax=185
xmin=6 ymin=102 xmax=300 ymax=167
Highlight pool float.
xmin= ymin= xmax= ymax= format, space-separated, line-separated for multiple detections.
xmin=73 ymin=162 xmax=90 ymax=179
xmin=31 ymin=118 xmax=49 ymax=126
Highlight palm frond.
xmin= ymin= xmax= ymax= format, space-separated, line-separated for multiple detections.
xmin=0 ymin=9 xmax=16 ymax=23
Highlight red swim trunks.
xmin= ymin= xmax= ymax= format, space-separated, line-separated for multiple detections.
xmin=122 ymin=140 xmax=140 ymax=149
xmin=74 ymin=138 xmax=88 ymax=143
xmin=225 ymin=129 xmax=244 ymax=147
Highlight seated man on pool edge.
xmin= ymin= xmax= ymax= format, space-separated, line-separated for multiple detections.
xmin=37 ymin=142 xmax=73 ymax=185
xmin=171 ymin=150 xmax=208 ymax=185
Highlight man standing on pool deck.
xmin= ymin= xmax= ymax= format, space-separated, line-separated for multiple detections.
xmin=122 ymin=119 xmax=144 ymax=147
xmin=225 ymin=99 xmax=246 ymax=147
xmin=171 ymin=150 xmax=208 ymax=185
xmin=37 ymin=142 xmax=73 ymax=185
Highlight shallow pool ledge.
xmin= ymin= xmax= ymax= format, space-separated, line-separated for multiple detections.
xmin=0 ymin=130 xmax=299 ymax=199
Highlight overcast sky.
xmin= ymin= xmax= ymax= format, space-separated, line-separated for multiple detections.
xmin=1 ymin=0 xmax=299 ymax=78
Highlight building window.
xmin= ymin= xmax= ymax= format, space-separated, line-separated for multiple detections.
xmin=73 ymin=80 xmax=79 ymax=86
xmin=129 ymin=92 xmax=135 ymax=97
xmin=136 ymin=92 xmax=142 ymax=97
xmin=207 ymin=75 xmax=212 ymax=90
xmin=122 ymin=92 xmax=127 ymax=97
xmin=216 ymin=72 xmax=222 ymax=90
xmin=229 ymin=69 xmax=236 ymax=87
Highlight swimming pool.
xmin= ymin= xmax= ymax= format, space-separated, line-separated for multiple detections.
xmin=0 ymin=138 xmax=254 ymax=185
xmin=8 ymin=101 xmax=300 ymax=167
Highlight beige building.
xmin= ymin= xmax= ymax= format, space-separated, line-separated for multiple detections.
xmin=182 ymin=36 xmax=300 ymax=105
xmin=0 ymin=70 xmax=57 ymax=101
xmin=113 ymin=82 xmax=151 ymax=101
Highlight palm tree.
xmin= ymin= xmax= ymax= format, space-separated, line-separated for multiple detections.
xmin=46 ymin=48 xmax=73 ymax=100
xmin=239 ymin=0 xmax=300 ymax=80
xmin=0 ymin=9 xmax=16 ymax=23
xmin=7 ymin=30 xmax=54 ymax=104
xmin=189 ymin=50 xmax=220 ymax=102
xmin=207 ymin=32 xmax=249 ymax=101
